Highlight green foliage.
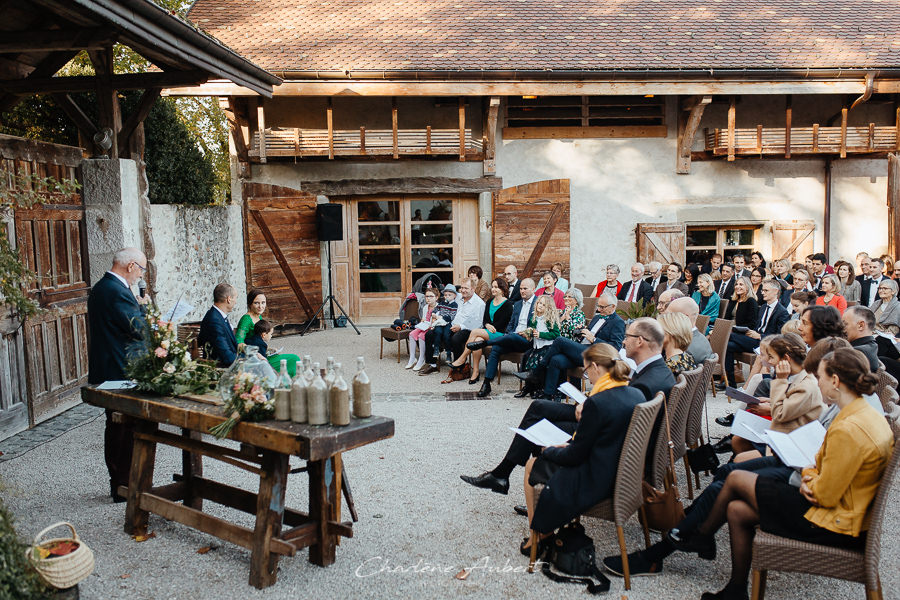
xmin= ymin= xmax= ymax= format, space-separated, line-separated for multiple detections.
xmin=0 ymin=97 xmax=77 ymax=146
xmin=0 ymin=499 xmax=50 ymax=599
xmin=616 ymin=299 xmax=658 ymax=321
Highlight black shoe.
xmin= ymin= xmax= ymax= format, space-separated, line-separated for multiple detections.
xmin=513 ymin=388 xmax=532 ymax=398
xmin=665 ymin=529 xmax=716 ymax=560
xmin=460 ymin=471 xmax=508 ymax=495
xmin=468 ymin=374 xmax=481 ymax=385
xmin=513 ymin=504 xmax=528 ymax=516
xmin=712 ymin=434 xmax=734 ymax=454
xmin=513 ymin=371 xmax=530 ymax=381
xmin=714 ymin=381 xmax=727 ymax=392
xmin=700 ymin=583 xmax=750 ymax=600
xmin=716 ymin=413 xmax=735 ymax=427
xmin=466 ymin=339 xmax=487 ymax=351
xmin=110 ymin=482 xmax=126 ymax=503
xmin=519 ymin=535 xmax=552 ymax=558
xmin=602 ymin=551 xmax=663 ymax=577
xmin=476 ymin=380 xmax=491 ymax=398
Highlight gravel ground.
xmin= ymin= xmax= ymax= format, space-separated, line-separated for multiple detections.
xmin=2 ymin=326 xmax=898 ymax=599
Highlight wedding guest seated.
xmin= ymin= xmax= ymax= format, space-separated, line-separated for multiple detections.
xmin=798 ymin=305 xmax=846 ymax=349
xmin=834 ymin=260 xmax=861 ymax=304
xmin=551 ymin=262 xmax=569 ymax=293
xmin=235 ymin=288 xmax=300 ymax=376
xmin=407 ymin=287 xmax=440 ymax=371
xmin=559 ymin=287 xmax=587 ymax=341
xmin=750 ymin=251 xmax=766 ymax=270
xmin=842 ymin=305 xmax=881 ymax=372
xmin=780 ymin=318 xmax=802 ymax=337
xmin=787 ymin=290 xmax=813 ymax=320
xmin=462 ymin=318 xmax=673 ymax=498
xmin=814 ymin=273 xmax=848 ymax=315
xmin=419 ymin=284 xmax=459 ymax=375
xmin=243 ymin=319 xmax=274 ymax=358
xmin=527 ymin=292 xmax=624 ymax=400
xmin=881 ymin=253 xmax=895 ymax=278
xmin=859 ymin=257 xmax=887 ymax=307
xmin=656 ymin=288 xmax=684 ymax=314
xmin=592 ymin=264 xmax=622 ymax=298
xmin=659 ymin=312 xmax=697 ymax=376
xmin=684 ymin=263 xmax=701 ymax=296
xmin=771 ymin=258 xmax=793 ymax=290
xmin=645 ymin=261 xmax=666 ymax=291
xmin=198 ymin=282 xmax=238 ymax=367
xmin=440 ymin=280 xmax=485 ymax=383
xmin=871 ymin=278 xmax=900 ymax=335
xmin=654 ymin=262 xmax=688 ymax=301
xmin=691 ymin=349 xmax=893 ymax=600
xmin=782 ymin=268 xmax=812 ymax=310
xmin=448 ymin=277 xmax=512 ymax=384
xmin=724 ymin=280 xmax=787 ymax=387
xmin=666 ymin=297 xmax=713 ymax=363
xmin=535 ymin=271 xmax=565 ymax=309
xmin=701 ymin=252 xmax=723 ymax=277
xmin=723 ymin=276 xmax=758 ymax=330
xmin=503 ymin=265 xmax=522 ymax=303
xmin=715 ymin=263 xmax=736 ymax=299
xmin=618 ymin=262 xmax=653 ymax=304
xmin=520 ymin=343 xmax=645 ymax=562
xmin=468 ymin=265 xmax=491 ymax=302
xmin=749 ymin=267 xmax=766 ymax=303
xmin=518 ymin=296 xmax=561 ymax=375
xmin=692 ymin=272 xmax=720 ymax=333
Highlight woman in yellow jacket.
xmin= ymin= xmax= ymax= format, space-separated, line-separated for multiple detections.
xmin=694 ymin=347 xmax=893 ymax=600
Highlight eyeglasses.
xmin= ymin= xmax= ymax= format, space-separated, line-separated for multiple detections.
xmin=625 ymin=332 xmax=648 ymax=342
xmin=131 ymin=262 xmax=147 ymax=272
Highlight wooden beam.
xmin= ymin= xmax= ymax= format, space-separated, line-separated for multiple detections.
xmin=813 ymin=123 xmax=819 ymax=152
xmin=425 ymin=126 xmax=431 ymax=154
xmin=502 ymin=125 xmax=667 ymax=139
xmin=225 ymin=98 xmax=250 ymax=165
xmin=256 ymin=98 xmax=266 ymax=164
xmin=391 ymin=97 xmax=398 ymax=159
xmin=840 ymin=107 xmax=848 ymax=158
xmin=118 ymin=87 xmax=161 ymax=156
xmin=326 ymin=98 xmax=333 ymax=160
xmin=521 ymin=202 xmax=566 ymax=278
xmin=89 ymin=47 xmax=121 ymax=160
xmin=301 ymin=176 xmax=503 ymax=196
xmin=756 ymin=124 xmax=763 ymax=153
xmin=676 ymin=94 xmax=711 ymax=174
xmin=458 ymin=96 xmax=466 ymax=161
xmin=50 ymin=93 xmax=98 ymax=141
xmin=0 ymin=28 xmax=116 ymax=53
xmin=785 ymin=95 xmax=792 ymax=159
xmin=484 ymin=96 xmax=500 ymax=175
xmin=868 ymin=123 xmax=876 ymax=151
xmin=1 ymin=70 xmax=209 ymax=94
xmin=249 ymin=210 xmax=314 ymax=318
xmin=889 ymin=153 xmax=900 ymax=257
xmin=0 ymin=50 xmax=78 ymax=113
xmin=359 ymin=126 xmax=365 ymax=154
xmin=727 ymin=96 xmax=736 ymax=162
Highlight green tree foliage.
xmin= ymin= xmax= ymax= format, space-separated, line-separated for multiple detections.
xmin=0 ymin=498 xmax=49 ymax=599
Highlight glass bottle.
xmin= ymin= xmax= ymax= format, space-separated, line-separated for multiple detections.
xmin=324 ymin=356 xmax=336 ymax=389
xmin=329 ymin=362 xmax=350 ymax=426
xmin=303 ymin=355 xmax=315 ymax=385
xmin=273 ymin=359 xmax=291 ymax=420
xmin=307 ymin=362 xmax=328 ymax=425
xmin=352 ymin=356 xmax=372 ymax=418
xmin=290 ymin=365 xmax=307 ymax=423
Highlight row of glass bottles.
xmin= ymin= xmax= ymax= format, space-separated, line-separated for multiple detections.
xmin=272 ymin=355 xmax=371 ymax=426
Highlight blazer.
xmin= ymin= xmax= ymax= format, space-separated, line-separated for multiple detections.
xmin=508 ymin=279 xmax=522 ymax=304
xmin=692 ymin=291 xmax=720 ymax=331
xmin=755 ymin=301 xmax=789 ymax=336
xmin=618 ymin=280 xmax=653 ymax=304
xmin=802 ymin=397 xmax=894 ymax=537
xmin=482 ymin=298 xmax=513 ymax=333
xmin=858 ymin=275 xmax=886 ymax=307
xmin=644 ymin=274 xmax=667 ymax=291
xmin=725 ymin=297 xmax=759 ymax=329
xmin=584 ymin=312 xmax=626 ymax=350
xmin=198 ymin=306 xmax=238 ymax=367
xmin=768 ymin=371 xmax=825 ymax=434
xmin=630 ymin=357 xmax=676 ymax=401
xmin=716 ymin=276 xmax=736 ymax=301
xmin=87 ymin=273 xmax=145 ymax=384
xmin=850 ymin=336 xmax=881 ymax=373
xmin=872 ymin=297 xmax=900 ymax=335
xmin=531 ymin=385 xmax=645 ymax=533
xmin=535 ymin=286 xmax=566 ymax=310
xmin=688 ymin=329 xmax=713 ymax=363
xmin=815 ymin=294 xmax=848 ymax=315
xmin=506 ymin=296 xmax=536 ymax=334
xmin=842 ymin=279 xmax=862 ymax=304
xmin=654 ymin=280 xmax=689 ymax=302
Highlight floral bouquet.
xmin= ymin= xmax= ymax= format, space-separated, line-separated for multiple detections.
xmin=208 ymin=371 xmax=274 ymax=439
xmin=126 ymin=305 xmax=219 ymax=396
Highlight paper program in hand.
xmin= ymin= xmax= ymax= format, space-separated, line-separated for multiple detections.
xmin=510 ymin=418 xmax=572 ymax=447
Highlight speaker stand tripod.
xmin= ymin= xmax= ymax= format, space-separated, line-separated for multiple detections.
xmin=301 ymin=241 xmax=360 ymax=336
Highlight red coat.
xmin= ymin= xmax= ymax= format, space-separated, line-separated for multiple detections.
xmin=592 ymin=280 xmax=622 ymax=298
xmin=535 ymin=286 xmax=566 ymax=310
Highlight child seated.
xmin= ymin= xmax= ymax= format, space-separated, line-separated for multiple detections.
xmin=244 ymin=319 xmax=273 ymax=359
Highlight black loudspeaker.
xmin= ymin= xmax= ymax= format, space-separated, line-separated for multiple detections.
xmin=316 ymin=203 xmax=343 ymax=241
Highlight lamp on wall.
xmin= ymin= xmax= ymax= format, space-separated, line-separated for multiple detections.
xmin=92 ymin=127 xmax=113 ymax=156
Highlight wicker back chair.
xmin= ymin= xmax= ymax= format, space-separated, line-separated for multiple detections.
xmin=581 ymin=296 xmax=598 ymax=319
xmin=707 ymin=318 xmax=734 ymax=396
xmin=647 ymin=376 xmax=689 ymax=490
xmin=671 ymin=366 xmax=704 ymax=498
xmin=527 ymin=393 xmax=664 ymax=591
xmin=573 ymin=283 xmax=595 ymax=298
xmin=695 ymin=314 xmax=711 ymax=335
xmin=379 ymin=300 xmax=419 ymax=362
xmin=685 ymin=354 xmax=719 ymax=491
xmin=874 ymin=366 xmax=900 ymax=423
xmin=750 ymin=439 xmax=900 ymax=600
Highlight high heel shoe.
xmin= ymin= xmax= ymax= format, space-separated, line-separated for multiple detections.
xmin=468 ymin=374 xmax=481 ymax=385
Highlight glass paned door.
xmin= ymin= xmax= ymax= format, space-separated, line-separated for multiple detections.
xmin=409 ymin=198 xmax=454 ymax=289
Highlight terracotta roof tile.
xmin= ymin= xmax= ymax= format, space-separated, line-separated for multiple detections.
xmin=187 ymin=0 xmax=900 ymax=72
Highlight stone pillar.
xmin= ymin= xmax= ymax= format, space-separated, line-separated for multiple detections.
xmin=82 ymin=158 xmax=141 ymax=284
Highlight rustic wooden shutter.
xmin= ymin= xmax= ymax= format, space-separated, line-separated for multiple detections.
xmin=243 ymin=183 xmax=321 ymax=324
xmin=491 ymin=179 xmax=570 ymax=279
xmin=636 ymin=223 xmax=686 ymax=265
xmin=772 ymin=220 xmax=815 ymax=263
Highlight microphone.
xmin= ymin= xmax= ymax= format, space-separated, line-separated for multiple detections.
xmin=138 ymin=279 xmax=147 ymax=298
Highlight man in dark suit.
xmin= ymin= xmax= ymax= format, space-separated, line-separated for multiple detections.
xmin=843 ymin=305 xmax=881 ymax=372
xmin=859 ymin=257 xmax=887 ymax=308
xmin=461 ymin=318 xmax=673 ymax=496
xmin=732 ymin=254 xmax=749 ymax=280
xmin=716 ymin=263 xmax=736 ymax=301
xmin=198 ymin=283 xmax=238 ymax=367
xmin=654 ymin=262 xmax=689 ymax=302
xmin=618 ymin=262 xmax=654 ymax=305
xmin=503 ymin=264 xmax=522 ymax=303
xmin=474 ymin=278 xmax=536 ymax=397
xmin=644 ymin=261 xmax=666 ymax=292
xmin=724 ymin=280 xmax=789 ymax=386
xmin=535 ymin=292 xmax=626 ymax=398
xmin=87 ymin=247 xmax=149 ymax=502
xmin=700 ymin=253 xmax=723 ymax=277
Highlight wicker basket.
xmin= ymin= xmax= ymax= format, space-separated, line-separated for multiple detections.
xmin=27 ymin=522 xmax=95 ymax=589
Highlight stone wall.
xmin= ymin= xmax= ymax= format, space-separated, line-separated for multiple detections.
xmin=82 ymin=159 xmax=141 ymax=284
xmin=148 ymin=204 xmax=246 ymax=326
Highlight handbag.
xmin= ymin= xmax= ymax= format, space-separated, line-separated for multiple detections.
xmin=641 ymin=398 xmax=686 ymax=531
xmin=539 ymin=522 xmax=610 ymax=595
xmin=686 ymin=382 xmax=720 ymax=474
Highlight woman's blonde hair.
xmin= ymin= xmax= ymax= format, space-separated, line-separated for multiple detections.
xmin=732 ymin=276 xmax=754 ymax=302
xmin=657 ymin=311 xmax=693 ymax=351
xmin=821 ymin=273 xmax=843 ymax=295
xmin=535 ymin=295 xmax=561 ymax=329
xmin=582 ymin=343 xmax=631 ymax=382
xmin=697 ymin=272 xmax=714 ymax=295
xmin=780 ymin=319 xmax=802 ymax=336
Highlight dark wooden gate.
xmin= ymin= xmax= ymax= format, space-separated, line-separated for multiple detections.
xmin=243 ymin=182 xmax=321 ymax=325
xmin=491 ymin=179 xmax=570 ymax=279
xmin=1 ymin=135 xmax=89 ymax=436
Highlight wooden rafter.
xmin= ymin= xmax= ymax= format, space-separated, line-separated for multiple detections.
xmin=484 ymin=97 xmax=500 ymax=175
xmin=0 ymin=28 xmax=116 ymax=53
xmin=118 ymin=87 xmax=161 ymax=156
xmin=1 ymin=70 xmax=209 ymax=94
xmin=224 ymin=97 xmax=250 ymax=165
xmin=50 ymin=93 xmax=98 ymax=141
xmin=676 ymin=94 xmax=711 ymax=174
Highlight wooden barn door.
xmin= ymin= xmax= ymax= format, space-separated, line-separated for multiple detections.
xmin=492 ymin=179 xmax=570 ymax=279
xmin=2 ymin=135 xmax=90 ymax=430
xmin=772 ymin=221 xmax=815 ymax=263
xmin=636 ymin=222 xmax=686 ymax=265
xmin=243 ymin=183 xmax=321 ymax=325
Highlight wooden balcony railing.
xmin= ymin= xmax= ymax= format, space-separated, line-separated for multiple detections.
xmin=704 ymin=125 xmax=900 ymax=159
xmin=249 ymin=127 xmax=484 ymax=161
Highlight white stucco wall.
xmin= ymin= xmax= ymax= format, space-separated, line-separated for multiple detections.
xmin=148 ymin=204 xmax=247 ymax=326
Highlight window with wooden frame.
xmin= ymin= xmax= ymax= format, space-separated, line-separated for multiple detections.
xmin=685 ymin=225 xmax=762 ymax=266
xmin=503 ymin=95 xmax=667 ymax=139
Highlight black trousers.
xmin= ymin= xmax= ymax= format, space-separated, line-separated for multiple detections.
xmin=503 ymin=400 xmax=578 ymax=466
xmin=104 ymin=409 xmax=135 ymax=491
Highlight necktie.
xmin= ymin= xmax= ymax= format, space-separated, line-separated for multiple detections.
xmin=760 ymin=305 xmax=771 ymax=332
xmin=628 ymin=282 xmax=638 ymax=302
xmin=720 ymin=279 xmax=727 ymax=295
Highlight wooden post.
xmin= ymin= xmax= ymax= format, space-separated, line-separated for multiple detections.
xmin=293 ymin=128 xmax=300 ymax=157
xmin=895 ymin=106 xmax=900 ymax=151
xmin=391 ymin=97 xmax=398 ymax=159
xmin=124 ymin=421 xmax=159 ymax=536
xmin=484 ymin=97 xmax=500 ymax=175
xmin=676 ymin=95 xmax=711 ymax=174
xmin=308 ymin=456 xmax=340 ymax=566
xmin=869 ymin=123 xmax=876 ymax=151
xmin=88 ymin=46 xmax=121 ymax=160
xmin=326 ymin=98 xmax=334 ymax=160
xmin=824 ymin=159 xmax=833 ymax=256
xmin=458 ymin=97 xmax=466 ymax=161
xmin=426 ymin=126 xmax=431 ymax=154
xmin=180 ymin=429 xmax=203 ymax=511
xmin=256 ymin=98 xmax=266 ymax=164
xmin=813 ymin=124 xmax=819 ymax=153
xmin=785 ymin=95 xmax=792 ymax=159
xmin=727 ymin=96 xmax=736 ymax=162
xmin=225 ymin=97 xmax=250 ymax=166
xmin=359 ymin=126 xmax=365 ymax=154
xmin=840 ymin=107 xmax=848 ymax=159
xmin=249 ymin=451 xmax=288 ymax=589
xmin=888 ymin=154 xmax=900 ymax=256
xmin=756 ymin=125 xmax=762 ymax=154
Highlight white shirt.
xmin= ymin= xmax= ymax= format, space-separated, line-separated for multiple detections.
xmin=106 ymin=271 xmax=130 ymax=290
xmin=516 ymin=295 xmax=535 ymax=332
xmin=582 ymin=314 xmax=608 ymax=344
xmin=452 ymin=294 xmax=486 ymax=331
xmin=214 ymin=305 xmax=230 ymax=323
xmin=867 ymin=276 xmax=884 ymax=307
xmin=759 ymin=300 xmax=778 ymax=332
xmin=634 ymin=353 xmax=664 ymax=376
xmin=626 ymin=280 xmax=642 ymax=302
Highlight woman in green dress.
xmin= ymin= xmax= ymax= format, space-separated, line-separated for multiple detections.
xmin=236 ymin=288 xmax=301 ymax=376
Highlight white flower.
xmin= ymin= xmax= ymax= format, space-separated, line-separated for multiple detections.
xmin=160 ymin=339 xmax=170 ymax=349
xmin=162 ymin=362 xmax=176 ymax=374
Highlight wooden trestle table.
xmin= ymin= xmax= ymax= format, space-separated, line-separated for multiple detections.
xmin=81 ymin=386 xmax=394 ymax=588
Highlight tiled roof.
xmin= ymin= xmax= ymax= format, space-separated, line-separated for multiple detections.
xmin=187 ymin=0 xmax=900 ymax=73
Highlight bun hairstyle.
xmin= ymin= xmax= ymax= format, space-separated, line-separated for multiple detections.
xmin=582 ymin=343 xmax=631 ymax=382
xmin=820 ymin=348 xmax=878 ymax=396
xmin=767 ymin=333 xmax=807 ymax=365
